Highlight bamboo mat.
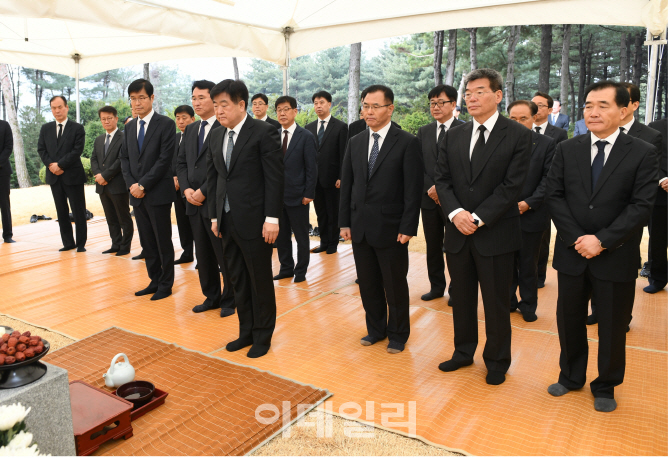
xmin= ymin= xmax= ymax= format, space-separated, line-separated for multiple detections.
xmin=2 ymin=216 xmax=667 ymax=455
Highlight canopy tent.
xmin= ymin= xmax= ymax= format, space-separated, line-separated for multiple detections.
xmin=0 ymin=0 xmax=666 ymax=120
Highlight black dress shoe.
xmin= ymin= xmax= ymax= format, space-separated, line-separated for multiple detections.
xmin=421 ymin=290 xmax=444 ymax=301
xmin=355 ymin=279 xmax=359 ymax=284
xmin=226 ymin=337 xmax=253 ymax=352
xmin=135 ymin=285 xmax=158 ymax=296
xmin=326 ymin=246 xmax=338 ymax=254
xmin=29 ymin=214 xmax=38 ymax=223
xmin=448 ymin=296 xmax=453 ymax=307
xmin=586 ymin=314 xmax=598 ymax=325
xmin=643 ymin=283 xmax=666 ymax=294
xmin=273 ymin=272 xmax=293 ymax=280
xmin=192 ymin=302 xmax=219 ymax=313
xmin=438 ymin=358 xmax=473 ymax=372
xmin=310 ymin=246 xmax=328 ymax=253
xmin=77 ymin=247 xmax=87 ymax=252
xmin=59 ymin=246 xmax=76 ymax=252
xmin=247 ymin=344 xmax=270 ymax=358
xmin=3 ymin=238 xmax=15 ymax=243
xmin=116 ymin=250 xmax=131 ymax=256
xmin=522 ymin=311 xmax=538 ymax=322
xmin=102 ymin=248 xmax=119 ymax=254
xmin=294 ymin=275 xmax=306 ymax=283
xmin=220 ymin=307 xmax=235 ymax=318
xmin=150 ymin=290 xmax=172 ymax=301
xmin=537 ymin=280 xmax=545 ymax=289
xmin=174 ymin=256 xmax=194 ymax=264
xmin=132 ymin=251 xmax=145 ymax=260
xmin=486 ymin=371 xmax=506 ymax=385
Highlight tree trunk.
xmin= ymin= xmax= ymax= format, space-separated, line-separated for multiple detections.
xmin=560 ymin=25 xmax=571 ymax=116
xmin=456 ymin=73 xmax=466 ymax=108
xmin=603 ymin=52 xmax=609 ymax=80
xmin=0 ymin=64 xmax=30 ymax=188
xmin=586 ymin=48 xmax=593 ymax=87
xmin=433 ymin=31 xmax=444 ymax=86
xmin=232 ymin=57 xmax=239 ymax=80
xmin=569 ymin=68 xmax=576 ymax=124
xmin=143 ymin=63 xmax=150 ymax=81
xmin=657 ymin=51 xmax=667 ymax=121
xmin=539 ymin=25 xmax=553 ymax=93
xmin=150 ymin=66 xmax=161 ymax=114
xmin=1 ymin=91 xmax=5 ymax=121
xmin=505 ymin=26 xmax=521 ymax=110
xmin=632 ymin=31 xmax=644 ymax=87
xmin=103 ymin=70 xmax=110 ymax=99
xmin=347 ymin=42 xmax=362 ymax=125
xmin=626 ymin=33 xmax=632 ymax=83
xmin=620 ymin=33 xmax=629 ymax=83
xmin=465 ymin=28 xmax=478 ymax=71
xmin=443 ymin=30 xmax=457 ymax=86
xmin=34 ymin=70 xmax=43 ymax=115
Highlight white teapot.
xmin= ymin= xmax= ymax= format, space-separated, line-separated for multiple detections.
xmin=102 ymin=353 xmax=135 ymax=388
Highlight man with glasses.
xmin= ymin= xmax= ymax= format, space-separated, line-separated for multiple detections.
xmin=90 ymin=105 xmax=133 ymax=256
xmin=120 ymin=79 xmax=177 ymax=301
xmin=417 ymin=84 xmax=463 ymax=304
xmin=435 ymin=69 xmax=532 ymax=385
xmin=339 ymin=84 xmax=423 ymax=355
xmin=251 ymin=94 xmax=281 ymax=129
xmin=172 ymin=105 xmax=195 ymax=265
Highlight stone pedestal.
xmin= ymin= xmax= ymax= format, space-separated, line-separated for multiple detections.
xmin=0 ymin=362 xmax=76 ymax=456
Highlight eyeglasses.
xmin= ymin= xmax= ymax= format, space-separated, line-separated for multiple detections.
xmin=276 ymin=107 xmax=294 ymax=114
xmin=429 ymin=100 xmax=454 ymax=108
xmin=99 ymin=117 xmax=116 ymax=123
xmin=129 ymin=96 xmax=150 ymax=104
xmin=251 ymin=102 xmax=267 ymax=107
xmin=361 ymin=104 xmax=392 ymax=111
xmin=535 ymin=104 xmax=549 ymax=109
xmin=464 ymin=91 xmax=495 ymax=100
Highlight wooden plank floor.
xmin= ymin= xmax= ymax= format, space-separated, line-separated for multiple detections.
xmin=1 ymin=217 xmax=667 ymax=455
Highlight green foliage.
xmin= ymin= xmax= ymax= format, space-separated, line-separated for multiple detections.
xmin=295 ymin=108 xmax=317 ymax=127
xmin=39 ymin=165 xmax=46 ymax=184
xmin=39 ymin=157 xmax=93 ymax=184
xmin=397 ymin=111 xmax=432 ymax=135
xmin=14 ymin=107 xmax=47 ymax=187
xmin=83 ymin=121 xmax=105 ymax=158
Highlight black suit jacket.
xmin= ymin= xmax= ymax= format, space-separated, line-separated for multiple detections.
xmin=172 ymin=132 xmax=182 ymax=176
xmin=348 ymin=119 xmax=402 ymax=139
xmin=265 ymin=117 xmax=281 ymax=129
xmin=37 ymin=120 xmax=86 ymax=185
xmin=0 ymin=121 xmax=13 ymax=178
xmin=435 ymin=115 xmax=532 ymax=256
xmin=546 ymin=134 xmax=658 ymax=282
xmin=206 ymin=116 xmax=284 ymax=239
xmin=544 ymin=123 xmax=569 ymax=144
xmin=339 ymin=124 xmax=423 ymax=248
xmin=120 ymin=113 xmax=176 ymax=207
xmin=305 ymin=116 xmax=348 ymax=188
xmin=280 ymin=125 xmax=318 ymax=207
xmin=416 ymin=118 xmax=464 ymax=209
xmin=648 ymin=118 xmax=668 ymax=206
xmin=519 ymin=131 xmax=555 ymax=233
xmin=90 ymin=131 xmax=126 ymax=194
xmin=176 ymin=120 xmax=220 ymax=218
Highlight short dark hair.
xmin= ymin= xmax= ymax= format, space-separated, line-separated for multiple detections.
xmin=464 ymin=68 xmax=503 ymax=93
xmin=533 ymin=91 xmax=554 ymax=108
xmin=361 ymin=85 xmax=394 ymax=104
xmin=275 ymin=96 xmax=297 ymax=110
xmin=191 ymin=80 xmax=215 ymax=93
xmin=98 ymin=105 xmax=118 ymax=118
xmin=584 ymin=80 xmax=630 ymax=108
xmin=507 ymin=100 xmax=538 ymax=116
xmin=428 ymin=84 xmax=458 ymax=102
xmin=174 ymin=105 xmax=195 ymax=117
xmin=620 ymin=82 xmax=641 ymax=104
xmin=128 ymin=78 xmax=154 ymax=97
xmin=454 ymin=106 xmax=461 ymax=112
xmin=251 ymin=93 xmax=268 ymax=104
xmin=312 ymin=91 xmax=332 ymax=103
xmin=210 ymin=79 xmax=249 ymax=109
xmin=50 ymin=95 xmax=68 ymax=106
xmin=123 ymin=116 xmax=133 ymax=124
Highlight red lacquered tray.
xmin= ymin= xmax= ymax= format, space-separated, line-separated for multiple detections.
xmin=112 ymin=387 xmax=169 ymax=421
xmin=69 ymin=381 xmax=133 ymax=456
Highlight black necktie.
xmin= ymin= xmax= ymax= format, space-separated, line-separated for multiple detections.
xmin=535 ymin=126 xmax=541 ymax=133
xmin=317 ymin=121 xmax=325 ymax=147
xmin=198 ymin=120 xmax=208 ymax=154
xmin=471 ymin=125 xmax=487 ymax=175
xmin=57 ymin=123 xmax=63 ymax=143
xmin=437 ymin=124 xmax=446 ymax=146
xmin=592 ymin=140 xmax=608 ymax=192
xmin=104 ymin=134 xmax=111 ymax=154
xmin=282 ymin=130 xmax=289 ymax=154
xmin=620 ymin=126 xmax=625 ymax=134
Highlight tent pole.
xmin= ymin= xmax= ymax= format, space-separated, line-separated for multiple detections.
xmin=644 ymin=29 xmax=667 ymax=123
xmin=74 ymin=53 xmax=81 ymax=123
xmin=282 ymin=27 xmax=293 ymax=96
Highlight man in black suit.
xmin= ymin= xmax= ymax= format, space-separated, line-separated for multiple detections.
xmin=532 ymin=91 xmax=568 ymax=289
xmin=545 ymin=81 xmax=658 ymax=412
xmin=435 ymin=69 xmax=532 ymax=385
xmin=0 ymin=119 xmax=13 ymax=243
xmin=120 ymin=79 xmax=176 ymax=301
xmin=340 ymin=84 xmax=423 ymax=355
xmin=306 ymin=91 xmax=348 ymax=255
xmin=507 ymin=100 xmax=556 ymax=322
xmin=272 ymin=96 xmax=317 ymax=283
xmin=38 ymin=96 xmax=87 ymax=252
xmin=348 ymin=93 xmax=403 ymax=140
xmin=548 ymin=100 xmax=570 ymax=131
xmin=177 ymin=80 xmax=236 ymax=317
xmin=646 ymin=118 xmax=668 ymax=294
xmin=251 ymin=93 xmax=281 ymax=129
xmin=172 ymin=105 xmax=195 ymax=264
xmin=207 ymin=79 xmax=284 ymax=358
xmin=417 ymin=84 xmax=464 ymax=302
xmin=90 ymin=105 xmax=133 ymax=256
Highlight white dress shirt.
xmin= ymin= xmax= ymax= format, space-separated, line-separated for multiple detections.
xmin=199 ymin=115 xmax=217 ymax=143
xmin=368 ymin=121 xmax=392 ymax=160
xmin=620 ymin=118 xmax=635 ymax=135
xmin=448 ymin=110 xmax=500 ymax=226
xmin=104 ymin=128 xmax=119 ymax=144
xmin=590 ymin=129 xmax=620 ymax=165
xmin=260 ymin=115 xmax=268 ymax=122
xmin=316 ymin=114 xmax=332 ymax=133
xmin=55 ymin=117 xmax=68 ymax=136
xmin=211 ymin=114 xmax=278 ymax=225
xmin=532 ymin=121 xmax=549 ymax=135
xmin=551 ymin=112 xmax=560 ymax=124
xmin=436 ymin=117 xmax=455 ymax=142
xmin=137 ymin=109 xmax=154 ymax=138
xmin=280 ymin=122 xmax=298 ymax=150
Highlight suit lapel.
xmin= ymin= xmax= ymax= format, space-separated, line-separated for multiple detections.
xmin=103 ymin=132 xmax=121 ymax=161
xmin=284 ymin=127 xmax=300 ymax=161
xmin=210 ymin=126 xmax=227 ymax=175
xmin=471 ymin=117 xmax=507 ymax=183
xmin=591 ymin=135 xmax=631 ymax=200
xmin=227 ymin=116 xmax=254 ymax=174
xmin=459 ymin=123 xmax=473 ymax=183
xmin=629 ymin=120 xmax=642 ymax=138
xmin=427 ymin=123 xmax=438 ymax=158
xmin=56 ymin=121 xmax=73 ymax=154
xmin=139 ymin=115 xmax=160 ymax=156
xmin=368 ymin=127 xmax=398 ymax=180
xmin=318 ymin=119 xmax=334 ymax=149
xmin=199 ymin=120 xmax=220 ymax=158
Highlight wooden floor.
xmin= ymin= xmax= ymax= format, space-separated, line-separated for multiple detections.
xmin=1 ymin=217 xmax=667 ymax=456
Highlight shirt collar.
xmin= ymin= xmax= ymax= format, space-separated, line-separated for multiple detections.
xmin=622 ymin=118 xmax=635 ymax=134
xmin=437 ymin=117 xmax=455 ymax=129
xmin=260 ymin=115 xmax=268 ymax=121
xmin=202 ymin=115 xmax=217 ymax=127
xmin=56 ymin=117 xmax=68 ymax=128
xmin=138 ymin=109 xmax=154 ymax=124
xmin=370 ymin=121 xmax=392 ymax=139
xmin=533 ymin=120 xmax=548 ymax=131
xmin=473 ymin=110 xmax=499 ymax=133
xmin=283 ymin=122 xmax=297 ymax=135
xmin=318 ymin=114 xmax=332 ymax=124
xmin=591 ymin=129 xmax=620 ymax=147
xmin=106 ymin=128 xmax=118 ymax=138
xmin=229 ymin=114 xmax=247 ymax=136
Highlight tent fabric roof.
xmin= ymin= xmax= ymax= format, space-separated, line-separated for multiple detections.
xmin=0 ymin=0 xmax=666 ymax=78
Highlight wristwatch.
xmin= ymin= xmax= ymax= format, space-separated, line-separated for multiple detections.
xmin=598 ymin=238 xmax=605 ymax=250
xmin=138 ymin=184 xmax=145 ymax=191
